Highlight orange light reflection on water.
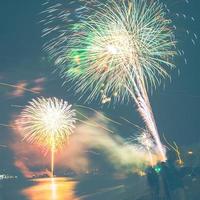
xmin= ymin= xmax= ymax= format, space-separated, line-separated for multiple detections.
xmin=21 ymin=177 xmax=80 ymax=200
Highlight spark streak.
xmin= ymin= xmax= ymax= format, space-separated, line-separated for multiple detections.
xmin=0 ymin=82 xmax=39 ymax=94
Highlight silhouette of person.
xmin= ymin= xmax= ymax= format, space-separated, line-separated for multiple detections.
xmin=160 ymin=162 xmax=172 ymax=200
xmin=146 ymin=166 xmax=160 ymax=200
xmin=160 ymin=159 xmax=186 ymax=200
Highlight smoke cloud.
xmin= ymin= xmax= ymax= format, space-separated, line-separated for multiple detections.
xmin=11 ymin=114 xmax=160 ymax=177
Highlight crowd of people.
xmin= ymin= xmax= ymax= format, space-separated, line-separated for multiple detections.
xmin=146 ymin=158 xmax=186 ymax=200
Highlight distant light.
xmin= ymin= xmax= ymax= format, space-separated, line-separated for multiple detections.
xmin=0 ymin=174 xmax=17 ymax=180
xmin=154 ymin=166 xmax=162 ymax=173
xmin=188 ymin=151 xmax=193 ymax=155
xmin=138 ymin=171 xmax=146 ymax=176
xmin=176 ymin=159 xmax=184 ymax=166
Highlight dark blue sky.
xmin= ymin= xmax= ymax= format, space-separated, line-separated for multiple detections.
xmin=0 ymin=0 xmax=200 ymax=173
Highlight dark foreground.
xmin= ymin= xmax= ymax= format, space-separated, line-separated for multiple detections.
xmin=0 ymin=173 xmax=200 ymax=200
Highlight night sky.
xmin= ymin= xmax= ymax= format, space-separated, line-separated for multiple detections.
xmin=0 ymin=0 xmax=200 ymax=175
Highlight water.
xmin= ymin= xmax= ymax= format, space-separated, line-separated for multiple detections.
xmin=22 ymin=178 xmax=80 ymax=200
xmin=0 ymin=175 xmax=156 ymax=200
xmin=1 ymin=177 xmax=80 ymax=200
xmin=0 ymin=173 xmax=199 ymax=200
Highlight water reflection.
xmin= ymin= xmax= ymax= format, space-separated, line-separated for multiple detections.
xmin=21 ymin=177 xmax=80 ymax=200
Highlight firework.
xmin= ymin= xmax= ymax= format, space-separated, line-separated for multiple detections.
xmin=44 ymin=0 xmax=173 ymax=161
xmin=135 ymin=132 xmax=157 ymax=166
xmin=18 ymin=97 xmax=76 ymax=176
xmin=136 ymin=132 xmax=156 ymax=151
xmin=43 ymin=0 xmax=176 ymax=102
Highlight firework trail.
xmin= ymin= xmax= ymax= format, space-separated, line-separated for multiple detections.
xmin=17 ymin=97 xmax=76 ymax=176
